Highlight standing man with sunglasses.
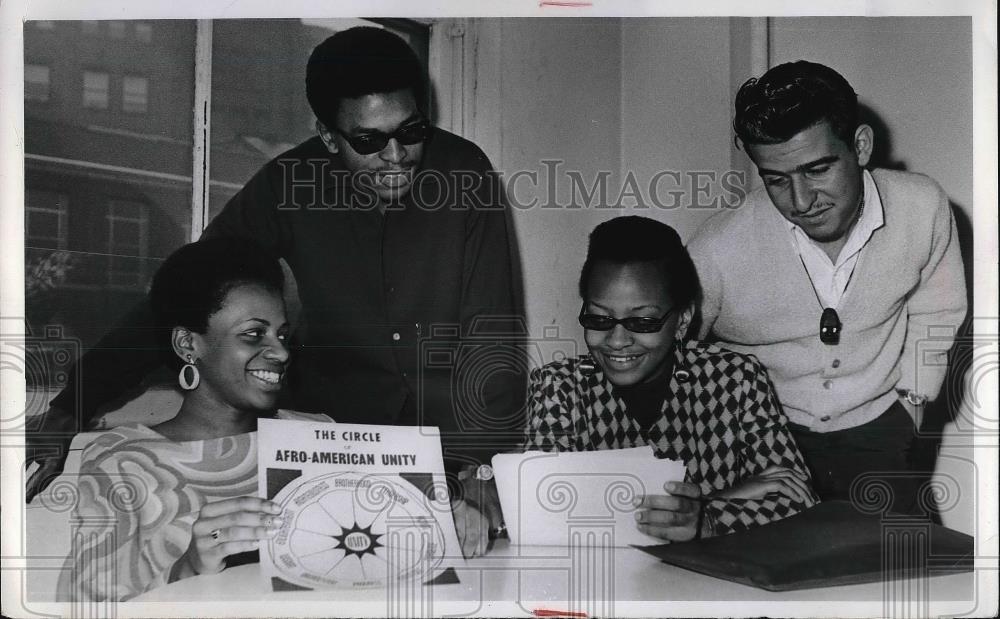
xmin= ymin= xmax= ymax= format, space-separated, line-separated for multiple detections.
xmin=688 ymin=61 xmax=966 ymax=514
xmin=28 ymin=27 xmax=522 ymax=555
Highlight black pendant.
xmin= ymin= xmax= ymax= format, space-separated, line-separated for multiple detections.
xmin=820 ymin=307 xmax=842 ymax=345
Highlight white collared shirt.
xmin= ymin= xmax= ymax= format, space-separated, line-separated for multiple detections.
xmin=786 ymin=170 xmax=885 ymax=309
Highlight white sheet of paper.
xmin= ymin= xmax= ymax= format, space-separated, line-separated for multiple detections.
xmin=257 ymin=418 xmax=464 ymax=590
xmin=492 ymin=446 xmax=686 ymax=547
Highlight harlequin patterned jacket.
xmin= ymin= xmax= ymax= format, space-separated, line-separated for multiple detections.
xmin=523 ymin=340 xmax=819 ymax=537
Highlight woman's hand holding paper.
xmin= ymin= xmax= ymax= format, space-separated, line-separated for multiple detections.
xmin=633 ymin=481 xmax=706 ymax=542
xmin=172 ymin=497 xmax=283 ymax=580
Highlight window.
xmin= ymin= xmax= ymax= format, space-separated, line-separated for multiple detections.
xmin=108 ymin=21 xmax=127 ymax=39
xmin=135 ymin=22 xmax=153 ymax=43
xmin=122 ymin=76 xmax=149 ymax=113
xmin=25 ymin=190 xmax=68 ymax=250
xmin=23 ymin=18 xmax=431 ymax=383
xmin=24 ymin=64 xmax=51 ymax=102
xmin=82 ymin=71 xmax=110 ymax=109
xmin=34 ymin=21 xmax=56 ymax=30
xmin=106 ymin=201 xmax=150 ymax=288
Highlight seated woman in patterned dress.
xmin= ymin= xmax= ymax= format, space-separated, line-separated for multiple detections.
xmin=59 ymin=238 xmax=331 ymax=601
xmin=524 ymin=216 xmax=818 ymax=542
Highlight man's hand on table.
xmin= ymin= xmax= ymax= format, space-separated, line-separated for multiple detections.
xmin=457 ymin=464 xmax=504 ymax=534
xmin=451 ymin=498 xmax=489 ymax=558
xmin=450 ymin=462 xmax=505 ymax=558
xmin=633 ymin=481 xmax=708 ymax=542
xmin=711 ymin=465 xmax=811 ymax=503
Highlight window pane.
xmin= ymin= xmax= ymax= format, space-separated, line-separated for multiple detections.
xmin=122 ymin=75 xmax=149 ymax=113
xmin=27 ymin=211 xmax=60 ymax=243
xmin=25 ymin=189 xmax=69 ymax=250
xmin=111 ymin=219 xmax=142 ymax=242
xmin=82 ymin=71 xmax=109 ymax=109
xmin=81 ymin=21 xmax=99 ymax=34
xmin=207 ymin=18 xmax=430 ymax=219
xmin=108 ymin=21 xmax=126 ymax=39
xmin=24 ymin=20 xmax=196 ymax=394
xmin=106 ymin=201 xmax=149 ymax=288
xmin=25 ymin=64 xmax=50 ymax=102
xmin=135 ymin=23 xmax=153 ymax=43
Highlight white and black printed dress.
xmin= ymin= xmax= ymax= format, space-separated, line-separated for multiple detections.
xmin=524 ymin=340 xmax=819 ymax=537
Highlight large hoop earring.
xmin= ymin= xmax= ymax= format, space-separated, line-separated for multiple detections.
xmin=675 ymin=308 xmax=693 ymax=343
xmin=179 ymin=355 xmax=200 ymax=390
xmin=675 ymin=325 xmax=689 ymax=342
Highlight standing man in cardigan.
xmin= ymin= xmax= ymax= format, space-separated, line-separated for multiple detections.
xmin=688 ymin=61 xmax=966 ymax=514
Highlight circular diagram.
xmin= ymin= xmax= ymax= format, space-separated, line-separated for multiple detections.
xmin=267 ymin=471 xmax=447 ymax=589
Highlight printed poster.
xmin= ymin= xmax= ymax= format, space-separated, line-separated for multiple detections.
xmin=257 ymin=418 xmax=464 ymax=591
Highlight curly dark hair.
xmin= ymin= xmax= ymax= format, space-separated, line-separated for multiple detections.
xmin=306 ymin=26 xmax=426 ymax=130
xmin=149 ymin=237 xmax=285 ymax=357
xmin=734 ymin=60 xmax=859 ymax=147
xmin=578 ymin=216 xmax=701 ymax=309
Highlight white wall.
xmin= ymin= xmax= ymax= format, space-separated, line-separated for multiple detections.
xmin=477 ymin=18 xmax=623 ymax=353
xmin=770 ymin=17 xmax=973 ymax=215
xmin=479 ymin=17 xmax=737 ymax=346
xmin=619 ymin=17 xmax=735 ymax=242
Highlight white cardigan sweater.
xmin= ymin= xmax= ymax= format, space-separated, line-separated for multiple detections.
xmin=689 ymin=169 xmax=966 ymax=432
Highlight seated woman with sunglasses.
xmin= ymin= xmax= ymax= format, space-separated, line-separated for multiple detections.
xmin=524 ymin=216 xmax=818 ymax=541
xmin=58 ymin=238 xmax=333 ymax=601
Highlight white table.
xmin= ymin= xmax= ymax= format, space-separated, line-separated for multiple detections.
xmin=126 ymin=541 xmax=978 ymax=617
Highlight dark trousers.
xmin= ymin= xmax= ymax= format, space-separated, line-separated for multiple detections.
xmin=789 ymin=401 xmax=926 ymax=515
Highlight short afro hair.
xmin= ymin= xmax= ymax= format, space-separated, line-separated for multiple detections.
xmin=149 ymin=237 xmax=285 ymax=360
xmin=578 ymin=216 xmax=700 ymax=309
xmin=306 ymin=26 xmax=426 ymax=130
xmin=734 ymin=60 xmax=859 ymax=147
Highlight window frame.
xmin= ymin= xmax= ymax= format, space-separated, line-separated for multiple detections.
xmin=81 ymin=69 xmax=110 ymax=110
xmin=25 ymin=189 xmax=69 ymax=250
xmin=105 ymin=199 xmax=150 ymax=289
xmin=20 ymin=16 xmax=466 ymax=389
xmin=27 ymin=18 xmax=463 ymax=244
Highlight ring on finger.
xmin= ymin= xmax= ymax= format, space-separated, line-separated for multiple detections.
xmin=210 ymin=528 xmax=222 ymax=541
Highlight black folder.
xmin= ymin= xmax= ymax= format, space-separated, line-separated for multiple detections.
xmin=635 ymin=501 xmax=974 ymax=591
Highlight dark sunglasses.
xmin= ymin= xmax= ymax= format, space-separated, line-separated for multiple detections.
xmin=332 ymin=120 xmax=432 ymax=155
xmin=578 ymin=306 xmax=675 ymax=334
